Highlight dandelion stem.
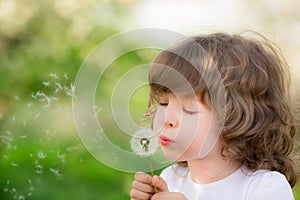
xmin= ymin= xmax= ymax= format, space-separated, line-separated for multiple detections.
xmin=147 ymin=156 xmax=157 ymax=193
xmin=148 ymin=156 xmax=154 ymax=176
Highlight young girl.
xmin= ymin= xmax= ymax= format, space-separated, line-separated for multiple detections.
xmin=130 ymin=32 xmax=298 ymax=200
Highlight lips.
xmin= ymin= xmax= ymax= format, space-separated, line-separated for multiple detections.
xmin=159 ymin=135 xmax=173 ymax=147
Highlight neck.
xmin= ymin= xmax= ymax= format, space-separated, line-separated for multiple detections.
xmin=187 ymin=145 xmax=239 ymax=184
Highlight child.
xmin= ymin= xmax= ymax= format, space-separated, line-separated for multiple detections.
xmin=130 ymin=32 xmax=298 ymax=200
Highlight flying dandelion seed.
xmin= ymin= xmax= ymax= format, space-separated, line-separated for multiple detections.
xmin=130 ymin=128 xmax=158 ymax=157
xmin=34 ymin=113 xmax=40 ymax=119
xmin=37 ymin=151 xmax=46 ymax=159
xmin=42 ymin=82 xmax=51 ymax=87
xmin=49 ymin=168 xmax=62 ymax=177
xmin=66 ymin=83 xmax=76 ymax=98
xmin=11 ymin=163 xmax=19 ymax=168
xmin=49 ymin=73 xmax=59 ymax=80
xmin=63 ymin=73 xmax=68 ymax=80
xmin=14 ymin=95 xmax=20 ymax=101
xmin=11 ymin=116 xmax=16 ymax=121
xmin=54 ymin=82 xmax=62 ymax=93
xmin=3 ymin=180 xmax=10 ymax=192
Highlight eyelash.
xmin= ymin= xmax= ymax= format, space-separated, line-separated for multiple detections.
xmin=158 ymin=102 xmax=168 ymax=106
xmin=158 ymin=102 xmax=198 ymax=115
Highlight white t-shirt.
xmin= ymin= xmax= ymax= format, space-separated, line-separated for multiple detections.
xmin=160 ymin=164 xmax=294 ymax=200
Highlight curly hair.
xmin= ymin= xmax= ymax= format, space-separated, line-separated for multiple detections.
xmin=147 ymin=32 xmax=298 ymax=187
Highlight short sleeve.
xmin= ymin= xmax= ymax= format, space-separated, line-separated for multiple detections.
xmin=246 ymin=171 xmax=294 ymax=200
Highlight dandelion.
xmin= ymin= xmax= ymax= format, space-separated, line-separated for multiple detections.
xmin=130 ymin=128 xmax=158 ymax=192
xmin=130 ymin=128 xmax=158 ymax=157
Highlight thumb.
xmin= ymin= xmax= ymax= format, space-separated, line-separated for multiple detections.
xmin=152 ymin=175 xmax=169 ymax=192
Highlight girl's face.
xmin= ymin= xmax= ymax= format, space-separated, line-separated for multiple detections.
xmin=153 ymin=93 xmax=221 ymax=161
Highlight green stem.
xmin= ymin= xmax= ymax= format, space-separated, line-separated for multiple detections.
xmin=147 ymin=156 xmax=157 ymax=193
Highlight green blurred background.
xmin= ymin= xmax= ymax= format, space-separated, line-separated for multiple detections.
xmin=0 ymin=0 xmax=299 ymax=199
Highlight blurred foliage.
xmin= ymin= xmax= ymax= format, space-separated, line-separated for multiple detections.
xmin=0 ymin=0 xmax=147 ymax=199
xmin=0 ymin=0 xmax=299 ymax=199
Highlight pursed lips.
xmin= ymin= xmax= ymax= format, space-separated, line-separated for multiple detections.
xmin=159 ymin=135 xmax=173 ymax=147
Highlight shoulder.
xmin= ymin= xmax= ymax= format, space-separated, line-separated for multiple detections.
xmin=245 ymin=169 xmax=294 ymax=200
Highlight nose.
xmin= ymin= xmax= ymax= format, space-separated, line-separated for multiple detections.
xmin=163 ymin=106 xmax=179 ymax=129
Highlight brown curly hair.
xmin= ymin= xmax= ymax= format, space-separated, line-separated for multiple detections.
xmin=147 ymin=32 xmax=298 ymax=187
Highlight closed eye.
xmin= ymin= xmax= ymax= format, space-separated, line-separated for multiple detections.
xmin=158 ymin=102 xmax=168 ymax=106
xmin=183 ymin=108 xmax=199 ymax=115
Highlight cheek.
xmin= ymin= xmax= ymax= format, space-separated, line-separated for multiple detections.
xmin=174 ymin=116 xmax=200 ymax=148
xmin=188 ymin=115 xmax=221 ymax=158
xmin=178 ymin=115 xmax=217 ymax=156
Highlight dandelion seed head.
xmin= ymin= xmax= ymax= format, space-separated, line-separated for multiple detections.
xmin=130 ymin=128 xmax=158 ymax=157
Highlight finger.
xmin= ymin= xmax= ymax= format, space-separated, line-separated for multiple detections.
xmin=132 ymin=180 xmax=155 ymax=193
xmin=130 ymin=188 xmax=152 ymax=200
xmin=134 ymin=172 xmax=152 ymax=184
xmin=152 ymin=175 xmax=169 ymax=192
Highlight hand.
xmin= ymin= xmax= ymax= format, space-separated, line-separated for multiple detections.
xmin=130 ymin=172 xmax=155 ymax=200
xmin=151 ymin=175 xmax=188 ymax=200
xmin=130 ymin=172 xmax=187 ymax=200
